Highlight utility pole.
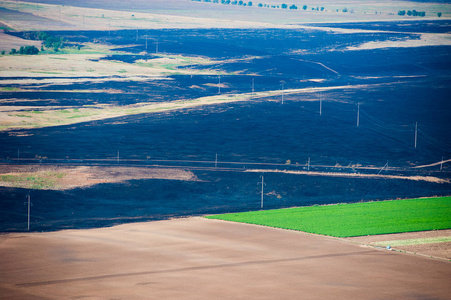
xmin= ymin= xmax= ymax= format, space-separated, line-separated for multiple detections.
xmin=281 ymin=82 xmax=284 ymax=104
xmin=307 ymin=157 xmax=310 ymax=171
xmin=155 ymin=39 xmax=159 ymax=54
xmin=252 ymin=78 xmax=255 ymax=98
xmin=260 ymin=175 xmax=264 ymax=209
xmin=414 ymin=122 xmax=418 ymax=149
xmin=319 ymin=93 xmax=323 ymax=116
xmin=357 ymin=103 xmax=360 ymax=127
xmin=24 ymin=193 xmax=31 ymax=231
xmin=218 ymin=75 xmax=221 ymax=94
xmin=215 ymin=153 xmax=218 ymax=168
xmin=440 ymin=157 xmax=444 ymax=171
xmin=145 ymin=35 xmax=147 ymax=50
xmin=136 ymin=27 xmax=138 ymax=42
xmin=319 ymin=93 xmax=322 ymax=116
xmin=18 ymin=149 xmax=19 ymax=161
xmin=117 ymin=150 xmax=120 ymax=163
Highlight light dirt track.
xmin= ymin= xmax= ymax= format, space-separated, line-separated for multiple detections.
xmin=0 ymin=217 xmax=449 ymax=299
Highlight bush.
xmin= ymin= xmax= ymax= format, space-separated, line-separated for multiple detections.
xmin=438 ymin=12 xmax=442 ymax=17
xmin=9 ymin=48 xmax=17 ymax=55
xmin=36 ymin=32 xmax=65 ymax=51
xmin=19 ymin=45 xmax=39 ymax=55
xmin=398 ymin=10 xmax=406 ymax=16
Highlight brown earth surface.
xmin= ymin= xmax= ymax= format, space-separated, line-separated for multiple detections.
xmin=0 ymin=164 xmax=197 ymax=190
xmin=0 ymin=217 xmax=449 ymax=299
xmin=0 ymin=31 xmax=42 ymax=52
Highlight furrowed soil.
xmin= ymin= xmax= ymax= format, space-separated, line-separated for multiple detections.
xmin=0 ymin=218 xmax=449 ymax=299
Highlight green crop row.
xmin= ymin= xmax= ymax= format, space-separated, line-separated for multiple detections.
xmin=206 ymin=197 xmax=451 ymax=237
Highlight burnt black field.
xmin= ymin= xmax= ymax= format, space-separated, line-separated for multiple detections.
xmin=1 ymin=24 xmax=451 ymax=232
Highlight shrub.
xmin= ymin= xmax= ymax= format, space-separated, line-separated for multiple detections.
xmin=19 ymin=45 xmax=39 ymax=55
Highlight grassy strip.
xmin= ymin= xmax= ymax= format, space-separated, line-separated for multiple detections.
xmin=206 ymin=197 xmax=451 ymax=237
xmin=0 ymin=172 xmax=64 ymax=189
xmin=372 ymin=236 xmax=451 ymax=247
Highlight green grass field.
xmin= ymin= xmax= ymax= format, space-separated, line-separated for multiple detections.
xmin=206 ymin=197 xmax=451 ymax=237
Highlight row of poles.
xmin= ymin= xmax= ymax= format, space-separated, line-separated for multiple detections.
xmin=15 ymin=151 xmax=447 ymax=231
xmin=215 ymin=76 xmax=423 ymax=149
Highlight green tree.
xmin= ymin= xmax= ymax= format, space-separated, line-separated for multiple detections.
xmin=438 ymin=12 xmax=442 ymax=17
xmin=258 ymin=3 xmax=262 ymax=7
xmin=302 ymin=5 xmax=307 ymax=10
xmin=407 ymin=10 xmax=412 ymax=16
xmin=248 ymin=1 xmax=252 ymax=6
xmin=18 ymin=45 xmax=39 ymax=55
xmin=398 ymin=10 xmax=406 ymax=16
xmin=9 ymin=48 xmax=17 ymax=55
xmin=289 ymin=4 xmax=297 ymax=9
xmin=281 ymin=3 xmax=287 ymax=9
xmin=1 ymin=50 xmax=5 ymax=55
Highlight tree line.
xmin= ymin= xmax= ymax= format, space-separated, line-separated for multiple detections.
xmin=4 ymin=32 xmax=68 ymax=56
xmin=398 ymin=10 xmax=426 ymax=17
xmin=191 ymin=0 xmax=441 ymax=17
xmin=8 ymin=46 xmax=39 ymax=55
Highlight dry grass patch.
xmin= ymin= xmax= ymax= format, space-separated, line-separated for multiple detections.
xmin=0 ymin=83 xmax=381 ymax=131
xmin=0 ymin=164 xmax=197 ymax=190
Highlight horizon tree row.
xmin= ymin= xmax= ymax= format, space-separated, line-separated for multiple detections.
xmin=398 ymin=10 xmax=426 ymax=17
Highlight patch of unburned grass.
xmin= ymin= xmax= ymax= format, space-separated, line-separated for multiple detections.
xmin=0 ymin=172 xmax=64 ymax=190
xmin=206 ymin=197 xmax=451 ymax=237
xmin=30 ymin=71 xmax=62 ymax=74
xmin=372 ymin=236 xmax=451 ymax=247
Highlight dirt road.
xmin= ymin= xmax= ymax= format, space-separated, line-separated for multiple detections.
xmin=0 ymin=217 xmax=449 ymax=299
